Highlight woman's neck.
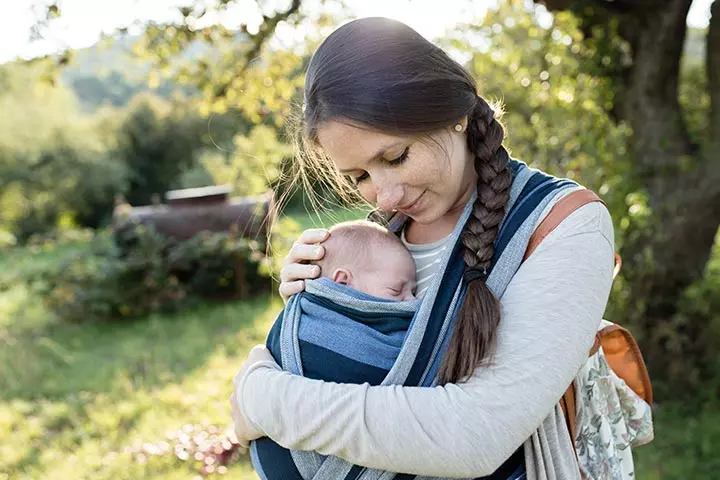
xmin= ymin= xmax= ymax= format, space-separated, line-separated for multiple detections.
xmin=404 ymin=204 xmax=465 ymax=244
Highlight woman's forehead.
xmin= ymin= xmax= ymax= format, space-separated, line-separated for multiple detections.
xmin=316 ymin=120 xmax=406 ymax=170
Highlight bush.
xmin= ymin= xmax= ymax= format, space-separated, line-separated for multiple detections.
xmin=32 ymin=225 xmax=272 ymax=323
xmin=0 ymin=229 xmax=17 ymax=250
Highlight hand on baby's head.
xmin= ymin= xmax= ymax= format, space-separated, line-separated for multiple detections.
xmin=316 ymin=221 xmax=417 ymax=301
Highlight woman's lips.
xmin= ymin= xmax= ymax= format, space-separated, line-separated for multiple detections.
xmin=398 ymin=191 xmax=426 ymax=214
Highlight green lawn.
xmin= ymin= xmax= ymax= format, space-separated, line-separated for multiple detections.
xmin=0 ymin=207 xmax=369 ymax=480
xmin=0 ymin=206 xmax=716 ymax=479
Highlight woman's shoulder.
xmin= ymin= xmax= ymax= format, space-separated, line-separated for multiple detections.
xmin=533 ymin=186 xmax=614 ymax=250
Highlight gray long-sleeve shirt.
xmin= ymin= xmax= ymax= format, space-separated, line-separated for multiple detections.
xmin=237 ymin=200 xmax=615 ymax=478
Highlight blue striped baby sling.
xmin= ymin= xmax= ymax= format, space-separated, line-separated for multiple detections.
xmin=250 ymin=159 xmax=580 ymax=480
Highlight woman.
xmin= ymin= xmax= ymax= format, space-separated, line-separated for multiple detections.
xmin=230 ymin=17 xmax=615 ymax=480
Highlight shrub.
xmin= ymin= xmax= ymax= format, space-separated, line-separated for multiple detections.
xmin=32 ymin=225 xmax=272 ymax=323
xmin=0 ymin=229 xmax=17 ymax=250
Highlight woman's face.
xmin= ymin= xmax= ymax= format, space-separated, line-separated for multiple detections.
xmin=316 ymin=120 xmax=477 ymax=225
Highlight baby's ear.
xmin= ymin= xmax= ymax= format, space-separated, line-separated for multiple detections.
xmin=332 ymin=268 xmax=352 ymax=285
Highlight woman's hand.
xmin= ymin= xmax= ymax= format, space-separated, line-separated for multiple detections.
xmin=230 ymin=345 xmax=276 ymax=452
xmin=279 ymin=228 xmax=329 ymax=301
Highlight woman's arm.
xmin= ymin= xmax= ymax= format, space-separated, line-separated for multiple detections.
xmin=237 ymin=202 xmax=615 ymax=477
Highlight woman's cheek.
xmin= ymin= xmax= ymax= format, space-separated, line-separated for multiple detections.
xmin=358 ymin=183 xmax=376 ymax=203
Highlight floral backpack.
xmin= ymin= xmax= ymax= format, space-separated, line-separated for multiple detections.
xmin=525 ymin=189 xmax=655 ymax=480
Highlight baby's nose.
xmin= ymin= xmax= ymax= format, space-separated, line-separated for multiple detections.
xmin=403 ymin=291 xmax=416 ymax=301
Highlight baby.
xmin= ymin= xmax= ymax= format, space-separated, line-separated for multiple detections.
xmin=313 ymin=220 xmax=416 ymax=301
xmin=254 ymin=221 xmax=418 ymax=478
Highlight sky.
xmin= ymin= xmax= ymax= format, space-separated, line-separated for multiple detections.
xmin=0 ymin=0 xmax=714 ymax=64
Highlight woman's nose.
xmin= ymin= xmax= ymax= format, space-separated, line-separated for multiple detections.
xmin=375 ymin=183 xmax=404 ymax=212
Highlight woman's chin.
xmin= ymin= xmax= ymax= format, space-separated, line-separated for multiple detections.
xmin=405 ymin=208 xmax=440 ymax=225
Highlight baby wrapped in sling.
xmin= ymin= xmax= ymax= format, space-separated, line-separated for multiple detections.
xmin=251 ymin=220 xmax=425 ymax=479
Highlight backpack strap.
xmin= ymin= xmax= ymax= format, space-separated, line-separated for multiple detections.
xmin=524 ymin=188 xmax=605 ymax=260
xmin=596 ymin=323 xmax=654 ymax=404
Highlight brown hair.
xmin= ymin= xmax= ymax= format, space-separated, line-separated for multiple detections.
xmin=295 ymin=17 xmax=512 ymax=384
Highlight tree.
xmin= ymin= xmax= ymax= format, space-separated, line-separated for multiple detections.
xmin=533 ymin=0 xmax=720 ymax=390
xmin=115 ymin=94 xmax=206 ymax=206
xmin=31 ymin=0 xmax=718 ymax=389
xmin=0 ymin=63 xmax=127 ymax=236
xmin=32 ymin=1 xmax=329 ymax=120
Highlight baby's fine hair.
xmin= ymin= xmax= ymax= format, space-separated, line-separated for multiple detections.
xmin=317 ymin=220 xmax=407 ymax=274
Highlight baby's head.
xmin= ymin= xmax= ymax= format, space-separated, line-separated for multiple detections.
xmin=315 ymin=220 xmax=416 ymax=301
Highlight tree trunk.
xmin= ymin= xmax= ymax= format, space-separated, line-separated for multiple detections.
xmin=709 ymin=0 xmax=720 ymax=155
xmin=616 ymin=0 xmax=720 ymax=388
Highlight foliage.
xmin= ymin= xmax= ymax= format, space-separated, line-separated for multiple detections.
xmin=535 ymin=0 xmax=720 ymax=397
xmin=0 ymin=61 xmax=244 ymax=239
xmin=634 ymin=399 xmax=720 ymax=479
xmin=115 ymin=94 xmax=206 ymax=206
xmin=128 ymin=1 xmax=311 ymax=121
xmin=647 ymin=230 xmax=720 ymax=397
xmin=0 ymin=63 xmax=128 ymax=238
xmin=199 ymin=124 xmax=293 ymax=197
xmin=30 ymin=226 xmax=271 ymax=323
xmin=448 ymin=4 xmax=633 ymax=221
xmin=0 ymin=229 xmax=17 ymax=250
xmin=13 ymin=0 xmax=720 ymax=400
xmin=679 ymin=61 xmax=709 ymax=147
xmin=450 ymin=1 xmax=720 ymax=397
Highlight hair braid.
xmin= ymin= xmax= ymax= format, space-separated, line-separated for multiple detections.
xmin=437 ymin=95 xmax=512 ymax=384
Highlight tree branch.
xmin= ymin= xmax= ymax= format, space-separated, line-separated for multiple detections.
xmin=243 ymin=0 xmax=302 ymax=65
xmin=212 ymin=0 xmax=303 ymax=98
xmin=539 ymin=0 xmax=645 ymax=14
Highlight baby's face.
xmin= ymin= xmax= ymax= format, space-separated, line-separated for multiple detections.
xmin=352 ymin=246 xmax=416 ymax=301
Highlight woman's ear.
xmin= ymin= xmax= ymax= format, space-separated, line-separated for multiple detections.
xmin=332 ymin=268 xmax=353 ymax=285
xmin=453 ymin=117 xmax=469 ymax=133
xmin=459 ymin=116 xmax=469 ymax=132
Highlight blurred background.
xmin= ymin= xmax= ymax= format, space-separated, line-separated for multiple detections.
xmin=0 ymin=0 xmax=717 ymax=478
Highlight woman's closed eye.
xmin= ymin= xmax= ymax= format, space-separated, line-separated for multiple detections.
xmin=352 ymin=147 xmax=410 ymax=185
xmin=386 ymin=147 xmax=410 ymax=166
xmin=353 ymin=171 xmax=370 ymax=184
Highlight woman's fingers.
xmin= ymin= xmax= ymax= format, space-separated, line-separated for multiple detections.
xmin=282 ymin=228 xmax=329 ymax=262
xmin=279 ymin=280 xmax=305 ymax=299
xmin=280 ymin=262 xmax=321 ymax=283
xmin=278 ymin=228 xmax=329 ymax=301
xmin=297 ymin=228 xmax=330 ymax=246
xmin=284 ymin=243 xmax=326 ymax=266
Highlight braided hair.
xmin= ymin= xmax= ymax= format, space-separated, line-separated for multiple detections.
xmin=437 ymin=96 xmax=512 ymax=384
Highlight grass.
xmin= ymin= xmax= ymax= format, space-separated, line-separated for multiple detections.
xmin=0 ymin=206 xmax=369 ymax=480
xmin=0 ymin=205 xmax=716 ymax=479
